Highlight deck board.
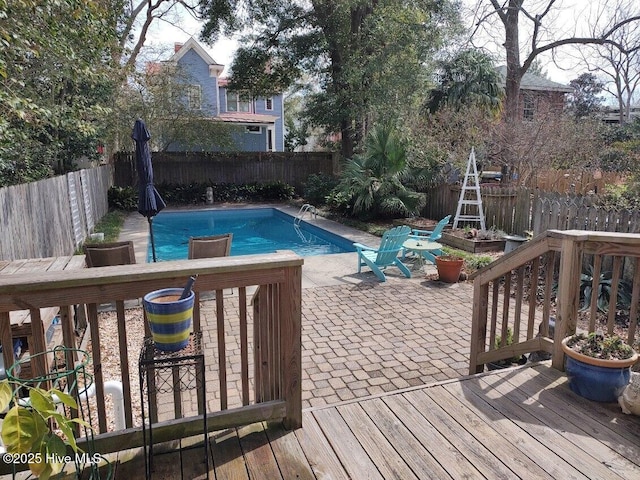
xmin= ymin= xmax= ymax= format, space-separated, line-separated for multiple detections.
xmin=210 ymin=429 xmax=249 ymax=480
xmin=361 ymin=397 xmax=459 ymax=479
xmin=499 ymin=366 xmax=639 ymax=478
xmin=313 ymin=407 xmax=384 ymax=479
xmin=236 ymin=423 xmax=283 ymax=479
xmin=394 ymin=389 xmax=516 ymax=480
xmin=293 ymin=410 xmax=349 ymax=480
xmin=337 ymin=402 xmax=419 ymax=479
xmin=263 ymin=422 xmax=315 ymax=480
xmin=107 ymin=364 xmax=640 ymax=479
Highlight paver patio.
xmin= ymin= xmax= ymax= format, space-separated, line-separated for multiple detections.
xmin=119 ymin=210 xmax=476 ymax=412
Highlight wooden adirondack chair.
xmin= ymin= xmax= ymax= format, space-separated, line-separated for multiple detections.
xmin=409 ymin=215 xmax=451 ymax=242
xmin=403 ymin=215 xmax=451 ymax=260
xmin=354 ymin=225 xmax=412 ymax=282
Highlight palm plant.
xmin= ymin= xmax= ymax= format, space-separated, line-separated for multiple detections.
xmin=426 ymin=49 xmax=504 ymax=115
xmin=336 ymin=123 xmax=425 ymax=219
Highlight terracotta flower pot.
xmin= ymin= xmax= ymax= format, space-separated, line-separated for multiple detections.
xmin=435 ymin=255 xmax=464 ymax=283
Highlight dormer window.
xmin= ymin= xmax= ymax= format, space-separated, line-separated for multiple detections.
xmin=187 ymin=85 xmax=201 ymax=110
xmin=227 ymin=92 xmax=251 ymax=112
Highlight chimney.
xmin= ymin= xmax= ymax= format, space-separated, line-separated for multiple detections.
xmin=174 ymin=42 xmax=183 ymax=53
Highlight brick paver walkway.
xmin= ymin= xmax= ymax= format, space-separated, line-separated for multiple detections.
xmin=301 ymin=279 xmax=472 ymax=408
xmin=197 ymin=277 xmax=473 ymax=410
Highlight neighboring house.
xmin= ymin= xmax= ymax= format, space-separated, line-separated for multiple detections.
xmin=496 ymin=66 xmax=572 ymax=121
xmin=164 ymin=38 xmax=284 ymax=152
xmin=600 ymin=105 xmax=640 ymax=124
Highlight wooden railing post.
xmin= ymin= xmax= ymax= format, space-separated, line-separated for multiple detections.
xmin=469 ymin=278 xmax=489 ymax=374
xmin=552 ymin=235 xmax=584 ymax=370
xmin=280 ymin=265 xmax=302 ymax=429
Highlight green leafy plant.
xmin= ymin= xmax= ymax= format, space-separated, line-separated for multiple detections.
xmin=493 ymin=328 xmax=526 ymax=365
xmin=154 ymin=181 xmax=295 ymax=204
xmin=579 ymin=265 xmax=632 ymax=312
xmin=0 ymin=380 xmax=91 ymax=479
xmin=107 ymin=186 xmax=137 ymax=211
xmin=303 ymin=173 xmax=339 ymax=206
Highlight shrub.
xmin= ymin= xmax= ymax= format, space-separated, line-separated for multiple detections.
xmin=153 ymin=181 xmax=296 ymax=205
xmin=303 ymin=173 xmax=340 ymax=206
xmin=108 ymin=186 xmax=137 ymax=211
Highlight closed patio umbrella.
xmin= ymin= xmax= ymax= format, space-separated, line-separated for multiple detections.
xmin=132 ymin=119 xmax=166 ymax=262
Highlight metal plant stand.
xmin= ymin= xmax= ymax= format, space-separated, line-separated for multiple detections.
xmin=139 ymin=332 xmax=208 ymax=479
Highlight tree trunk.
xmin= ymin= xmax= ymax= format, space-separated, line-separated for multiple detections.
xmin=503 ymin=1 xmax=523 ymax=122
xmin=341 ymin=119 xmax=354 ymax=158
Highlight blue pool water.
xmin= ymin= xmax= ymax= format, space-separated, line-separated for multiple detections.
xmin=149 ymin=208 xmax=355 ymax=261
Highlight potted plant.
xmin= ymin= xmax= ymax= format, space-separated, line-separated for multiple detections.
xmin=0 ymin=347 xmax=104 ymax=479
xmin=435 ymin=255 xmax=464 ymax=283
xmin=487 ymin=328 xmax=528 ymax=370
xmin=562 ymin=332 xmax=639 ymax=402
xmin=0 ymin=379 xmax=90 ymax=479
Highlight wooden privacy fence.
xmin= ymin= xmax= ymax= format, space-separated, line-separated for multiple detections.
xmin=533 ymin=193 xmax=640 ymax=236
xmin=425 ymin=185 xmax=533 ymax=235
xmin=0 ymin=252 xmax=303 ymax=473
xmin=0 ymin=166 xmax=112 ymax=261
xmin=469 ymin=230 xmax=640 ymax=374
xmin=526 ymin=169 xmax=625 ymax=195
xmin=427 ymin=185 xmax=640 ymax=238
xmin=113 ymin=151 xmax=340 ymax=191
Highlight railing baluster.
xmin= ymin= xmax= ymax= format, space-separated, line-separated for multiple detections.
xmin=29 ymin=309 xmax=47 ymax=382
xmin=628 ymin=259 xmax=640 ymax=344
xmin=87 ymin=303 xmax=108 ymax=433
xmin=527 ymin=257 xmax=540 ymax=339
xmin=542 ymin=251 xmax=555 ymax=335
xmin=216 ymin=291 xmax=227 ymax=410
xmin=489 ymin=281 xmax=499 ymax=350
xmin=500 ymin=273 xmax=512 ymax=343
xmin=589 ymin=255 xmax=602 ymax=332
xmin=116 ymin=300 xmax=133 ymax=428
xmin=238 ymin=287 xmax=249 ymax=405
xmin=607 ymin=256 xmax=623 ymax=335
xmin=514 ymin=267 xmax=525 ymax=341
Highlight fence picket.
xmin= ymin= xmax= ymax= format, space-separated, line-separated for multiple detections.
xmin=0 ymin=166 xmax=112 ymax=261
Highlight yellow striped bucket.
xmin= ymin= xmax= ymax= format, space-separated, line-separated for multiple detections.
xmin=143 ymin=288 xmax=194 ymax=352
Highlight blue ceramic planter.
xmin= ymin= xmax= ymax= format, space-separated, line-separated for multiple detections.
xmin=564 ymin=355 xmax=631 ymax=402
xmin=562 ymin=336 xmax=638 ymax=403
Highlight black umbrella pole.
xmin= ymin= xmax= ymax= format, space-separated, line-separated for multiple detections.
xmin=148 ymin=217 xmax=157 ymax=262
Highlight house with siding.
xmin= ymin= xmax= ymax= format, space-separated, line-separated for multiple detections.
xmin=496 ymin=66 xmax=572 ymax=120
xmin=165 ymin=37 xmax=284 ymax=152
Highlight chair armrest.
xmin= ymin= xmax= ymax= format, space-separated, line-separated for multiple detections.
xmin=353 ymin=243 xmax=375 ymax=253
xmin=411 ymin=228 xmax=434 ymax=236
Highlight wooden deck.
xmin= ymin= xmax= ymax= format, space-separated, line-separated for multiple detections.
xmin=110 ymin=363 xmax=640 ymax=479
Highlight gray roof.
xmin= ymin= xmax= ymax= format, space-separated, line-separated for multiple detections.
xmin=496 ymin=66 xmax=572 ymax=93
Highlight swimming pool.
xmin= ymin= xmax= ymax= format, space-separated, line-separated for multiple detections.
xmin=149 ymin=208 xmax=355 ymax=261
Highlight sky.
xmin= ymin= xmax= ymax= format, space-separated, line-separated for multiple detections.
xmin=145 ymin=9 xmax=238 ymax=74
xmin=142 ymin=1 xmax=617 ymax=87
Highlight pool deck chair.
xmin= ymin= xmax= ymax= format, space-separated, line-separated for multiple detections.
xmin=354 ymin=225 xmax=412 ymax=282
xmin=188 ymin=233 xmax=233 ymax=259
xmin=403 ymin=215 xmax=451 ymax=260
xmin=83 ymin=241 xmax=136 ymax=267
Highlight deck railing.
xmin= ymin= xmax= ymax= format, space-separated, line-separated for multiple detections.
xmin=469 ymin=230 xmax=640 ymax=374
xmin=0 ymin=252 xmax=302 ymax=464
